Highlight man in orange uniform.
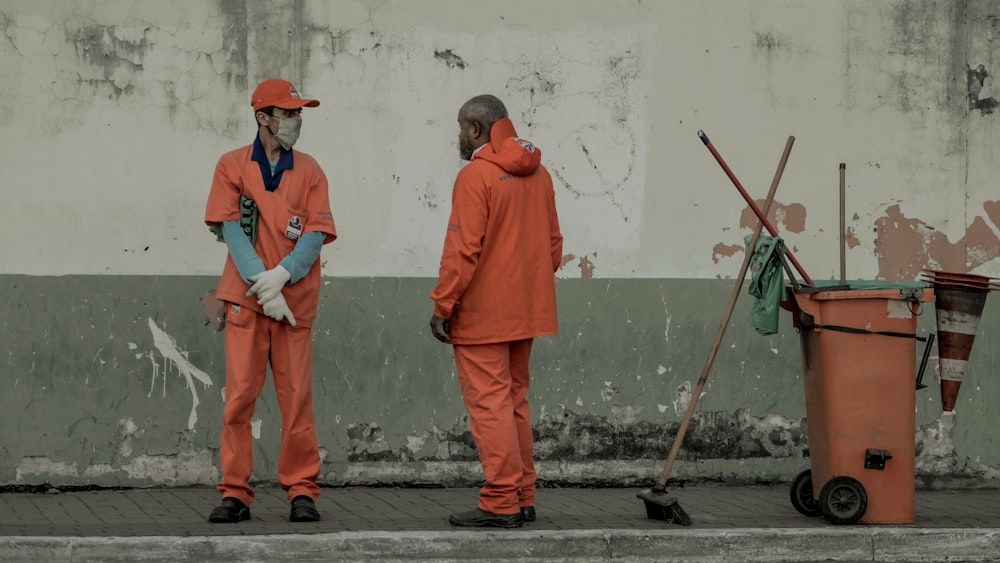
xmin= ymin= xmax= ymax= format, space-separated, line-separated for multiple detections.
xmin=204 ymin=79 xmax=336 ymax=523
xmin=430 ymin=94 xmax=563 ymax=528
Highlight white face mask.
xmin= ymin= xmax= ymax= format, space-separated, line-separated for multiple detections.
xmin=272 ymin=116 xmax=302 ymax=150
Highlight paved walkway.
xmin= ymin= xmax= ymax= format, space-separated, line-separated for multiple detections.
xmin=2 ymin=484 xmax=999 ymax=561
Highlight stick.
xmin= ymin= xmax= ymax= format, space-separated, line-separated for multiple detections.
xmin=840 ymin=163 xmax=846 ymax=285
xmin=656 ymin=135 xmax=795 ymax=487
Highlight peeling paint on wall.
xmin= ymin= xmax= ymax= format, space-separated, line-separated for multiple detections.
xmin=712 ymin=243 xmax=742 ymax=264
xmin=200 ymin=290 xmax=226 ymax=331
xmin=967 ymin=64 xmax=999 ymax=113
xmin=874 ymin=203 xmax=1000 ymax=280
xmin=916 ymin=411 xmax=958 ymax=474
xmin=578 ymin=254 xmax=596 ymax=279
xmin=111 ymin=417 xmax=144 ymax=458
xmin=342 ymin=408 xmax=806 ymax=463
xmin=433 ymin=48 xmax=466 ymax=69
xmin=739 ymin=201 xmax=807 ymax=233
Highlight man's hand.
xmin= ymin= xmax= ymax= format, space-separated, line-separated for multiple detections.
xmin=247 ymin=265 xmax=291 ymax=303
xmin=262 ymin=291 xmax=298 ymax=327
xmin=429 ymin=315 xmax=450 ymax=343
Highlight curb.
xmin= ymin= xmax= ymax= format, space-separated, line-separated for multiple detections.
xmin=4 ymin=528 xmax=1000 ymax=562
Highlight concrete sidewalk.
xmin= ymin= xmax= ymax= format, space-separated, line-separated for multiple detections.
xmin=2 ymin=484 xmax=999 ymax=562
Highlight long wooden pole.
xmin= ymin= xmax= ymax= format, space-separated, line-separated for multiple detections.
xmin=656 ymin=135 xmax=795 ymax=487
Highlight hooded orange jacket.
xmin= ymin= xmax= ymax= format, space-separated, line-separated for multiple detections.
xmin=431 ymin=118 xmax=563 ymax=345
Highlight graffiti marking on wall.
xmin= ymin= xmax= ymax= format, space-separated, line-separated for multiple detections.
xmin=143 ymin=317 xmax=213 ymax=431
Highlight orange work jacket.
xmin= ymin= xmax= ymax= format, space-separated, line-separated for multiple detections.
xmin=205 ymin=145 xmax=336 ymax=328
xmin=431 ymin=118 xmax=563 ymax=345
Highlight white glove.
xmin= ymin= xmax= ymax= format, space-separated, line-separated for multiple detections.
xmin=247 ymin=265 xmax=291 ymax=303
xmin=261 ymin=291 xmax=298 ymax=327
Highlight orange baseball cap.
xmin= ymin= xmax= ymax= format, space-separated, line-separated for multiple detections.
xmin=250 ymin=79 xmax=320 ymax=111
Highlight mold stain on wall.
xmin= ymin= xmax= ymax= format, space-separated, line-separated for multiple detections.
xmin=968 ymin=64 xmax=999 ymax=113
xmin=343 ymin=408 xmax=807 ymax=464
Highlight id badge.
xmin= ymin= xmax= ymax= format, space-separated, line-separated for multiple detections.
xmin=285 ymin=216 xmax=303 ymax=240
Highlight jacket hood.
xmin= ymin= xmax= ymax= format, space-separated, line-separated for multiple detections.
xmin=473 ymin=118 xmax=542 ymax=176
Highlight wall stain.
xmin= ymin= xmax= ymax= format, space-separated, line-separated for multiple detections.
xmin=739 ymin=200 xmax=807 ymax=233
xmin=712 ymin=242 xmax=742 ymax=264
xmin=200 ymin=290 xmax=226 ymax=332
xmin=874 ymin=203 xmax=1000 ymax=280
xmin=968 ymin=64 xmax=999 ymax=113
xmin=344 ymin=408 xmax=806 ymax=463
xmin=67 ymin=25 xmax=151 ymax=101
xmin=347 ymin=420 xmax=478 ymax=463
xmin=579 ymin=254 xmax=596 ymax=279
xmin=845 ymin=226 xmax=861 ymax=248
xmin=754 ymin=31 xmax=787 ymax=53
xmin=433 ymin=48 xmax=466 ymax=69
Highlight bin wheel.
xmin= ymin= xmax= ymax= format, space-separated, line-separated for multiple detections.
xmin=789 ymin=469 xmax=822 ymax=517
xmin=818 ymin=476 xmax=868 ymax=525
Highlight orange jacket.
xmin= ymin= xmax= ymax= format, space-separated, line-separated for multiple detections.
xmin=431 ymin=118 xmax=563 ymax=345
xmin=205 ymin=145 xmax=336 ymax=328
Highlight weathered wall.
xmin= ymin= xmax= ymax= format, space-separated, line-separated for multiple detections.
xmin=1 ymin=0 xmax=998 ymax=489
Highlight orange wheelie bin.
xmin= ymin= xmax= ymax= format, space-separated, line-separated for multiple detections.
xmin=782 ymin=281 xmax=934 ymax=524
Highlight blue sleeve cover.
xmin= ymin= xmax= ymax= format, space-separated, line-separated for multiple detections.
xmin=221 ymin=221 xmax=266 ymax=283
xmin=280 ymin=231 xmax=324 ymax=284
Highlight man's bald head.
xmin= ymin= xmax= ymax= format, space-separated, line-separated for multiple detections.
xmin=457 ymin=95 xmax=509 ymax=160
xmin=460 ymin=95 xmax=509 ymax=134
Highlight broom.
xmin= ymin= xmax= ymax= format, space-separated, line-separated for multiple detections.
xmin=637 ymin=132 xmax=795 ymax=525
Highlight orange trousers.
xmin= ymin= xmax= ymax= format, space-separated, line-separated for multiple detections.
xmin=217 ymin=303 xmax=321 ymax=506
xmin=453 ymin=339 xmax=536 ymax=515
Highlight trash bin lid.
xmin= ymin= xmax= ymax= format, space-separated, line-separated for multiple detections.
xmin=813 ymin=280 xmax=927 ymax=290
xmin=791 ymin=280 xmax=932 ymax=302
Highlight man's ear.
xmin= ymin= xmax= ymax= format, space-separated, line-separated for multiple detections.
xmin=471 ymin=121 xmax=483 ymax=140
xmin=255 ymin=111 xmax=269 ymax=126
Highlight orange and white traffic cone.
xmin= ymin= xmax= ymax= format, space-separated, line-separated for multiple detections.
xmin=921 ymin=270 xmax=997 ymax=412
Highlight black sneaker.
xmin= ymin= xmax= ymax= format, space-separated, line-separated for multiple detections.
xmin=449 ymin=508 xmax=523 ymax=528
xmin=208 ymin=497 xmax=250 ymax=523
xmin=521 ymin=506 xmax=536 ymax=522
xmin=290 ymin=495 xmax=321 ymax=522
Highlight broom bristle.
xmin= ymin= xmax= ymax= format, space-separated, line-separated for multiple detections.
xmin=636 ymin=488 xmax=694 ymax=526
xmin=668 ymin=500 xmax=692 ymax=526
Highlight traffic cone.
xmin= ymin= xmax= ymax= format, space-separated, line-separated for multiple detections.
xmin=921 ymin=269 xmax=998 ymax=412
xmin=934 ymin=285 xmax=988 ymax=411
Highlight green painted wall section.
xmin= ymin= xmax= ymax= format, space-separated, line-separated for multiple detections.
xmin=1 ymin=276 xmax=997 ymax=489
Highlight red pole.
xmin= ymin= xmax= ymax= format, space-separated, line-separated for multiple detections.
xmin=698 ymin=130 xmax=814 ymax=286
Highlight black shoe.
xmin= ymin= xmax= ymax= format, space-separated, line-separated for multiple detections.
xmin=290 ymin=495 xmax=321 ymax=522
xmin=449 ymin=508 xmax=523 ymax=528
xmin=521 ymin=506 xmax=536 ymax=522
xmin=208 ymin=497 xmax=250 ymax=523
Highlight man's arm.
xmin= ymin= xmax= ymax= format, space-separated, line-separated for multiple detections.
xmin=429 ymin=170 xmax=489 ymax=319
xmin=280 ymin=231 xmax=325 ymax=284
xmin=221 ymin=220 xmax=265 ymax=284
xmin=548 ymin=184 xmax=563 ymax=273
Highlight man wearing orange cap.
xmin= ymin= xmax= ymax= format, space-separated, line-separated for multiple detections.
xmin=430 ymin=94 xmax=563 ymax=528
xmin=205 ymin=78 xmax=336 ymax=523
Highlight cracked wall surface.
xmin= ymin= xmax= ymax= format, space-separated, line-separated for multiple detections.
xmin=2 ymin=277 xmax=997 ymax=489
xmin=1 ymin=1 xmax=999 ymax=488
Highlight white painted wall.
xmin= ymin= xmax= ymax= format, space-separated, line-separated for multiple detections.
xmin=1 ymin=0 xmax=998 ymax=279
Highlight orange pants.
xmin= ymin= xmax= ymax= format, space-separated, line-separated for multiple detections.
xmin=217 ymin=303 xmax=321 ymax=506
xmin=453 ymin=339 xmax=536 ymax=515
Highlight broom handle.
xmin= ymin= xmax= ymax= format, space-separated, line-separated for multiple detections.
xmin=698 ymin=130 xmax=814 ymax=286
xmin=657 ymin=135 xmax=795 ymax=487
